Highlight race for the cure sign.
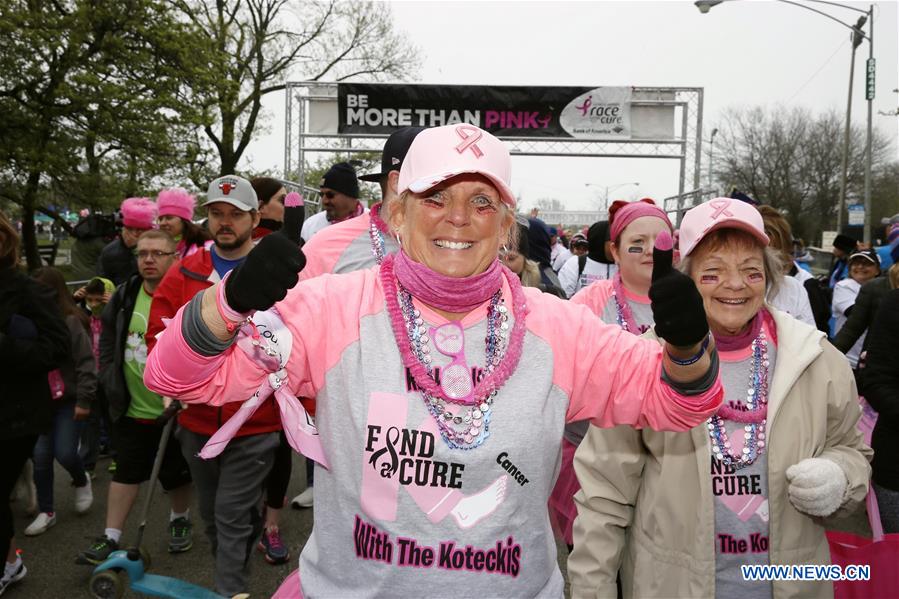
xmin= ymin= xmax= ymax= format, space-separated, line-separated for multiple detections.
xmin=336 ymin=83 xmax=661 ymax=140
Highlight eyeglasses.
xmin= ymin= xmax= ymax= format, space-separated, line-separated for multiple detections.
xmin=137 ymin=250 xmax=178 ymax=261
xmin=322 ymin=191 xmax=337 ymax=199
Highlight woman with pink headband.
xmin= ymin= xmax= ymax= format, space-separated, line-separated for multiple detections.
xmin=569 ymin=198 xmax=871 ymax=598
xmin=549 ymin=197 xmax=673 ymax=550
xmin=144 ymin=124 xmax=723 ymax=597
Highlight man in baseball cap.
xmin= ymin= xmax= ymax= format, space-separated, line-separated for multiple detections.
xmin=145 ymin=174 xmax=278 ymax=597
xmin=360 ymin=126 xmax=426 ymax=186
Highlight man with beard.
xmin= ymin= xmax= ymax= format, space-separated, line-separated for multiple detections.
xmin=145 ymin=175 xmax=282 ymax=598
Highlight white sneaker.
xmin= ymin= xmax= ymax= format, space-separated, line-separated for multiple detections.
xmin=24 ymin=512 xmax=56 ymax=536
xmin=290 ymin=487 xmax=313 ymax=509
xmin=74 ymin=478 xmax=93 ymax=514
xmin=0 ymin=561 xmax=27 ymax=596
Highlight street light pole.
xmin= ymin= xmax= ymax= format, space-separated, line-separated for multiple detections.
xmin=695 ymin=0 xmax=875 ymax=242
xmin=837 ymin=15 xmax=867 ymax=234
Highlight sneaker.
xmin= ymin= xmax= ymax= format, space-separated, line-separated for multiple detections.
xmin=290 ymin=487 xmax=313 ymax=509
xmin=24 ymin=513 xmax=56 ymax=537
xmin=168 ymin=517 xmax=193 ymax=553
xmin=75 ymin=536 xmax=118 ymax=566
xmin=257 ymin=527 xmax=289 ymax=564
xmin=0 ymin=561 xmax=26 ymax=596
xmin=73 ymin=479 xmax=93 ymax=514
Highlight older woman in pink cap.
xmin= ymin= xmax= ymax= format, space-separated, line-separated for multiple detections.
xmin=156 ymin=187 xmax=211 ymax=257
xmin=143 ymin=125 xmax=724 ymax=597
xmin=570 ymin=198 xmax=871 ymax=599
xmin=549 ymin=197 xmax=673 ymax=549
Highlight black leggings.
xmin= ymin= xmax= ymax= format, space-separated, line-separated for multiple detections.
xmin=1 ymin=435 xmax=38 ymax=561
xmin=264 ymin=432 xmax=292 ymax=510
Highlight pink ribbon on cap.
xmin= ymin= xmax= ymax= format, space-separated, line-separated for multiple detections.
xmin=709 ymin=199 xmax=735 ymax=220
xmin=455 ymin=125 xmax=484 ymax=158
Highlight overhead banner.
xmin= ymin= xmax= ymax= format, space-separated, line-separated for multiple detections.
xmin=337 ymin=83 xmax=667 ymax=140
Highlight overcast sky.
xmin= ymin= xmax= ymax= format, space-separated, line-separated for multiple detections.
xmin=243 ymin=0 xmax=899 ymax=212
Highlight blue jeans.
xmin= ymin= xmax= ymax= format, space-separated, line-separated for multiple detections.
xmin=33 ymin=401 xmax=88 ymax=513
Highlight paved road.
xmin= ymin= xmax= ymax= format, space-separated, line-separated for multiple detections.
xmin=8 ymin=450 xmax=869 ymax=599
xmin=9 ymin=452 xmax=313 ymax=599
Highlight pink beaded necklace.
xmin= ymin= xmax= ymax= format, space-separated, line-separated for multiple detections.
xmin=611 ymin=273 xmax=641 ymax=333
xmin=380 ymin=254 xmax=529 ymax=448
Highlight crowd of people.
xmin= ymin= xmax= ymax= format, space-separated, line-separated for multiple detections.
xmin=1 ymin=123 xmax=897 ymax=598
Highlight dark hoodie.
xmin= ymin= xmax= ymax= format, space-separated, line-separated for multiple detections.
xmin=525 ymin=218 xmax=565 ymax=296
xmin=526 ymin=217 xmax=553 ymax=270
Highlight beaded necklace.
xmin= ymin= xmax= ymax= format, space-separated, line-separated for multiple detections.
xmin=707 ymin=330 xmax=769 ymax=469
xmin=611 ymin=273 xmax=640 ymax=333
xmin=368 ymin=202 xmax=389 ymax=264
xmin=381 ymin=257 xmax=529 ymax=450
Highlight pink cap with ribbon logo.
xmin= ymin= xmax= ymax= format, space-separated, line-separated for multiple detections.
xmin=678 ymin=198 xmax=769 ymax=257
xmin=397 ymin=124 xmax=516 ymax=208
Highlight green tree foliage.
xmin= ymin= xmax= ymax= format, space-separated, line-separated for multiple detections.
xmin=0 ymin=0 xmax=211 ymax=269
xmin=713 ymin=106 xmax=894 ymax=245
xmin=173 ymin=0 xmax=420 ymax=178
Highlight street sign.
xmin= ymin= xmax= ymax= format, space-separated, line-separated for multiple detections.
xmin=822 ymin=231 xmax=837 ymax=249
xmin=866 ymin=58 xmax=876 ymax=100
xmin=848 ymin=204 xmax=865 ymax=226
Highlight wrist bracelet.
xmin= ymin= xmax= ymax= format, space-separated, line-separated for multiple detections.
xmin=666 ymin=333 xmax=711 ymax=366
xmin=216 ymin=274 xmax=250 ymax=334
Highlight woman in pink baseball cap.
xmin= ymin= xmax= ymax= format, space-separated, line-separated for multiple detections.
xmin=144 ymin=125 xmax=725 ymax=598
xmin=549 ymin=197 xmax=673 ymax=549
xmin=571 ymin=197 xmax=871 ymax=598
xmin=156 ymin=187 xmax=210 ymax=258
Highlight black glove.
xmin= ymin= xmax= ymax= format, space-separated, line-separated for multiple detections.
xmin=224 ymin=233 xmax=306 ymax=313
xmin=649 ymin=231 xmax=709 ymax=348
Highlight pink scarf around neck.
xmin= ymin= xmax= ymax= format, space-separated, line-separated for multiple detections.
xmin=713 ymin=311 xmax=764 ymax=352
xmin=392 ymin=250 xmax=503 ymax=313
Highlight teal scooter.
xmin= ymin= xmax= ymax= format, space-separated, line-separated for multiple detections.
xmin=88 ymin=405 xmax=225 ymax=599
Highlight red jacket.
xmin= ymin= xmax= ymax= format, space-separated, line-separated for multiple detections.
xmin=146 ymin=248 xmax=281 ymax=437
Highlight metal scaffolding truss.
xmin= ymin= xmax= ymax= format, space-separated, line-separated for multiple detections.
xmin=284 ymin=82 xmax=705 ymax=207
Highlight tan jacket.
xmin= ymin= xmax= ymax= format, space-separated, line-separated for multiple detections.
xmin=569 ymin=309 xmax=872 ymax=599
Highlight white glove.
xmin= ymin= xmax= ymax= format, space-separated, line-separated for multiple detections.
xmin=785 ymin=458 xmax=848 ymax=517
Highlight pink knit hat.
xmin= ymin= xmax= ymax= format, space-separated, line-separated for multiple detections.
xmin=398 ymin=124 xmax=516 ymax=207
xmin=156 ymin=188 xmax=196 ymax=221
xmin=120 ymin=197 xmax=157 ymax=230
xmin=608 ymin=198 xmax=673 ymax=242
xmin=678 ymin=198 xmax=769 ymax=257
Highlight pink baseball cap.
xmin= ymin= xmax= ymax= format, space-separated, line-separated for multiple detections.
xmin=678 ymin=198 xmax=769 ymax=257
xmin=397 ymin=125 xmax=516 ymax=208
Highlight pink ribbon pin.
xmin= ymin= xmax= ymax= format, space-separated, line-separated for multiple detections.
xmin=709 ymin=199 xmax=734 ymax=220
xmin=455 ymin=125 xmax=484 ymax=158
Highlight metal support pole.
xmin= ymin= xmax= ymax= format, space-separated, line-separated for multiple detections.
xmin=863 ymin=5 xmax=874 ymax=244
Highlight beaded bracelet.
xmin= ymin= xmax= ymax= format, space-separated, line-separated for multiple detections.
xmin=666 ymin=333 xmax=711 ymax=367
xmin=215 ymin=274 xmax=250 ymax=334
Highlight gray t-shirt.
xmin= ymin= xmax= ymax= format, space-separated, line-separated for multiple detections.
xmin=713 ymin=342 xmax=777 ymax=599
